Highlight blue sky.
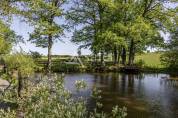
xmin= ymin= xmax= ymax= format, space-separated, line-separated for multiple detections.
xmin=10 ymin=16 xmax=91 ymax=56
xmin=10 ymin=2 xmax=177 ymax=56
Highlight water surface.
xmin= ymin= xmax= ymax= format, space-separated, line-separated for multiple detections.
xmin=64 ymin=73 xmax=178 ymax=118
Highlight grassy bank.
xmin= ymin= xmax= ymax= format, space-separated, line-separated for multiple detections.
xmin=134 ymin=52 xmax=168 ymax=73
xmin=34 ymin=52 xmax=171 ymax=73
xmin=135 ymin=52 xmax=163 ymax=68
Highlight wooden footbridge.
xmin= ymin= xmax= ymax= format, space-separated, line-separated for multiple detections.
xmin=120 ymin=66 xmax=141 ymax=73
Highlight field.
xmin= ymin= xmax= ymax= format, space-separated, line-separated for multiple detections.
xmin=36 ymin=52 xmax=164 ymax=70
xmin=135 ymin=52 xmax=163 ymax=68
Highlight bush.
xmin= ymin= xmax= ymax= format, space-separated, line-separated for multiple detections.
xmin=160 ymin=51 xmax=178 ymax=70
xmin=29 ymin=51 xmax=42 ymax=60
xmin=0 ymin=74 xmax=127 ymax=118
xmin=52 ymin=63 xmax=81 ymax=72
xmin=3 ymin=52 xmax=36 ymax=97
xmin=135 ymin=59 xmax=145 ymax=67
xmin=4 ymin=53 xmax=35 ymax=77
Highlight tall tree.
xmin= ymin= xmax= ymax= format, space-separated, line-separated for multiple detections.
xmin=0 ymin=20 xmax=22 ymax=54
xmin=68 ymin=0 xmax=117 ymax=65
xmin=109 ymin=0 xmax=174 ymax=65
xmin=67 ymin=0 xmax=100 ymax=55
xmin=161 ymin=9 xmax=178 ymax=70
xmin=128 ymin=0 xmax=174 ymax=65
xmin=19 ymin=0 xmax=66 ymax=73
xmin=68 ymin=0 xmax=175 ymax=67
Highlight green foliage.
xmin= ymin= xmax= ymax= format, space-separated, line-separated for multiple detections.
xmin=4 ymin=53 xmax=35 ymax=78
xmin=17 ymin=0 xmax=67 ymax=72
xmin=52 ymin=63 xmax=80 ymax=72
xmin=17 ymin=0 xmax=66 ymax=48
xmin=111 ymin=106 xmax=127 ymax=118
xmin=160 ymin=15 xmax=178 ymax=70
xmin=0 ymin=38 xmax=11 ymax=54
xmin=161 ymin=51 xmax=178 ymax=70
xmin=68 ymin=0 xmax=175 ymax=65
xmin=29 ymin=51 xmax=42 ymax=59
xmin=75 ymin=80 xmax=87 ymax=91
xmin=1 ymin=74 xmax=17 ymax=86
xmin=0 ymin=0 xmax=19 ymax=20
xmin=0 ymin=75 xmax=127 ymax=118
xmin=0 ymin=109 xmax=16 ymax=118
xmin=135 ymin=59 xmax=145 ymax=68
xmin=161 ymin=40 xmax=178 ymax=70
xmin=0 ymin=20 xmax=22 ymax=54
xmin=136 ymin=53 xmax=163 ymax=68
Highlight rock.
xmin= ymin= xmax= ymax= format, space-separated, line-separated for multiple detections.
xmin=0 ymin=79 xmax=10 ymax=91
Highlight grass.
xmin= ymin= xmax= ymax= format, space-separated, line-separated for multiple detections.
xmin=135 ymin=52 xmax=164 ymax=68
xmin=38 ymin=53 xmax=164 ymax=67
xmin=35 ymin=52 xmax=165 ymax=72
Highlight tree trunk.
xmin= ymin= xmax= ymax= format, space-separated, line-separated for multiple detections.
xmin=47 ymin=35 xmax=52 ymax=74
xmin=93 ymin=54 xmax=96 ymax=63
xmin=118 ymin=47 xmax=121 ymax=64
xmin=96 ymin=53 xmax=98 ymax=63
xmin=128 ymin=39 xmax=135 ymax=66
xmin=121 ymin=47 xmax=126 ymax=65
xmin=100 ymin=51 xmax=105 ymax=66
xmin=93 ymin=52 xmax=97 ymax=66
xmin=122 ymin=0 xmax=127 ymax=66
xmin=46 ymin=0 xmax=58 ymax=74
xmin=17 ymin=72 xmax=23 ymax=97
xmin=113 ymin=46 xmax=118 ymax=64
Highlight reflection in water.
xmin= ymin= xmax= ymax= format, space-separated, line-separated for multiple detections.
xmin=64 ymin=73 xmax=178 ymax=118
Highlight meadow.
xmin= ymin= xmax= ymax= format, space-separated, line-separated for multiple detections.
xmin=135 ymin=52 xmax=163 ymax=68
xmin=35 ymin=52 xmax=164 ymax=73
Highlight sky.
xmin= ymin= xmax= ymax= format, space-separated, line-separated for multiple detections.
xmin=10 ymin=17 xmax=91 ymax=56
xmin=10 ymin=2 xmax=177 ymax=56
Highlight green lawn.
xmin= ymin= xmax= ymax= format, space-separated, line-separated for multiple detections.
xmin=38 ymin=53 xmax=164 ymax=69
xmin=135 ymin=52 xmax=163 ymax=68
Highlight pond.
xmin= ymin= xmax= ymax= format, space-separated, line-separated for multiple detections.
xmin=64 ymin=73 xmax=178 ymax=118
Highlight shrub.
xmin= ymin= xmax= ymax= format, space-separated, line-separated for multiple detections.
xmin=160 ymin=51 xmax=178 ymax=70
xmin=135 ymin=59 xmax=145 ymax=67
xmin=29 ymin=51 xmax=42 ymax=60
xmin=4 ymin=53 xmax=35 ymax=78
xmin=4 ymin=52 xmax=35 ymax=97
xmin=0 ymin=74 xmax=127 ymax=118
xmin=52 ymin=62 xmax=80 ymax=72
